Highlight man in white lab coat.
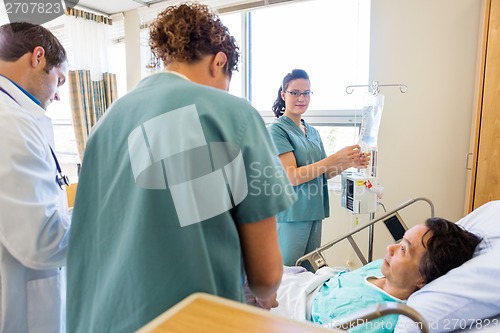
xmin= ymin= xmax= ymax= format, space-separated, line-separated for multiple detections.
xmin=0 ymin=22 xmax=70 ymax=333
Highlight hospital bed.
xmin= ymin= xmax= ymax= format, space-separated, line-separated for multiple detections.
xmin=295 ymin=199 xmax=500 ymax=333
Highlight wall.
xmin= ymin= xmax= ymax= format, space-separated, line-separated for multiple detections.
xmin=322 ymin=0 xmax=482 ymax=268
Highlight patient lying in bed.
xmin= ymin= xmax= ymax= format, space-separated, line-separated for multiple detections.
xmin=269 ymin=217 xmax=481 ymax=332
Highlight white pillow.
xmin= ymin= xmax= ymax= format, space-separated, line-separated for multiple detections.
xmin=395 ymin=200 xmax=500 ymax=333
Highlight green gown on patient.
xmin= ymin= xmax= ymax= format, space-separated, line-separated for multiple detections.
xmin=311 ymin=259 xmax=403 ymax=333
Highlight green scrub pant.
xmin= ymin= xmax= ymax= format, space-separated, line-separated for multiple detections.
xmin=277 ymin=220 xmax=322 ymax=271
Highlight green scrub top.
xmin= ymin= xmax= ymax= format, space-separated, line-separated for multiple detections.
xmin=66 ymin=72 xmax=296 ymax=333
xmin=311 ymin=260 xmax=403 ymax=333
xmin=268 ymin=116 xmax=330 ymax=222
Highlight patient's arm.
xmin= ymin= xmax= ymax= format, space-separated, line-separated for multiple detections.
xmin=237 ymin=216 xmax=283 ymax=309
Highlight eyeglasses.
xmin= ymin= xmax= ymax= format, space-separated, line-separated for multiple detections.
xmin=285 ymin=90 xmax=313 ymax=97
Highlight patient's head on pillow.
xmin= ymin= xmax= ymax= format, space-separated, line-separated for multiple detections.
xmin=395 ymin=201 xmax=500 ymax=333
xmin=383 ymin=218 xmax=481 ymax=300
xmin=419 ymin=217 xmax=481 ymax=285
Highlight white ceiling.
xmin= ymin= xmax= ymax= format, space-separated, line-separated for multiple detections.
xmin=76 ymin=0 xmax=261 ymax=16
xmin=76 ymin=0 xmax=151 ymax=15
xmin=0 ymin=0 xmax=293 ymax=26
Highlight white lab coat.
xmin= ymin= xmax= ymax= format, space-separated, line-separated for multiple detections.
xmin=0 ymin=76 xmax=71 ymax=333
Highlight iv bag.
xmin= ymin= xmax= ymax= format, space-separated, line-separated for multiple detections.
xmin=358 ymin=93 xmax=385 ymax=152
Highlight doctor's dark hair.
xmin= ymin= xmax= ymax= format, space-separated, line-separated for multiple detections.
xmin=149 ymin=2 xmax=239 ymax=76
xmin=419 ymin=217 xmax=481 ymax=285
xmin=0 ymin=22 xmax=67 ymax=73
xmin=271 ymin=69 xmax=310 ymax=118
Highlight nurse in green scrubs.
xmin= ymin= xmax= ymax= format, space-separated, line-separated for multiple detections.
xmin=66 ymin=4 xmax=296 ymax=333
xmin=268 ymin=69 xmax=370 ymax=269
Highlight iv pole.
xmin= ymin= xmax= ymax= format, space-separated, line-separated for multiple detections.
xmin=345 ymin=81 xmax=407 ymax=262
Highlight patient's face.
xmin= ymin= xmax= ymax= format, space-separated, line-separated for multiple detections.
xmin=381 ymin=224 xmax=430 ymax=292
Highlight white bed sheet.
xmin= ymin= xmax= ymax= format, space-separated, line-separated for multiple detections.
xmin=270 ymin=266 xmax=344 ymax=322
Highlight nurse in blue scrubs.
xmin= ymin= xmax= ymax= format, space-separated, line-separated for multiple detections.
xmin=268 ymin=69 xmax=370 ymax=269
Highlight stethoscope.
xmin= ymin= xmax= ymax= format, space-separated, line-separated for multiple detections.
xmin=0 ymin=86 xmax=70 ymax=190
xmin=49 ymin=145 xmax=71 ymax=189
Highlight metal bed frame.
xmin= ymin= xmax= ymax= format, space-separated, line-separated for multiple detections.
xmin=296 ymin=197 xmax=435 ymax=272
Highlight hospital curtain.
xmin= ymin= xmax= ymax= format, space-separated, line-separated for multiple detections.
xmin=68 ymin=70 xmax=117 ymax=159
xmin=64 ymin=8 xmax=117 ymax=160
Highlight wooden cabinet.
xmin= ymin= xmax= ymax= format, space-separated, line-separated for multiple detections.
xmin=465 ymin=0 xmax=500 ymax=213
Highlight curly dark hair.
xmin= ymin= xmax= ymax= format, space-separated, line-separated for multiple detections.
xmin=271 ymin=69 xmax=310 ymax=118
xmin=419 ymin=217 xmax=481 ymax=285
xmin=149 ymin=2 xmax=239 ymax=76
xmin=0 ymin=22 xmax=67 ymax=73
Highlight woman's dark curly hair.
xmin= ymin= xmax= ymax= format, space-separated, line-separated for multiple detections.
xmin=149 ymin=2 xmax=239 ymax=76
xmin=419 ymin=217 xmax=481 ymax=285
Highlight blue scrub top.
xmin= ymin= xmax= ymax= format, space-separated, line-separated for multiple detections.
xmin=268 ymin=116 xmax=330 ymax=222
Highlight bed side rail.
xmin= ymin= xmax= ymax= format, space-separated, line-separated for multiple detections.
xmin=296 ymin=197 xmax=435 ymax=270
xmin=327 ymin=303 xmax=429 ymax=333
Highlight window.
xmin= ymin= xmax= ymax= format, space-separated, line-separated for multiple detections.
xmin=218 ymin=12 xmax=244 ymax=98
xmin=42 ymin=0 xmax=370 ymax=180
xmin=247 ymin=0 xmax=370 ymax=113
xmin=220 ymin=0 xmax=370 ymax=109
xmin=219 ymin=0 xmax=370 ymax=183
xmin=109 ymin=17 xmax=128 ymax=98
